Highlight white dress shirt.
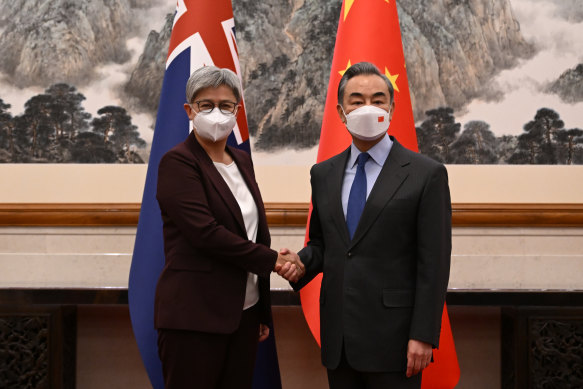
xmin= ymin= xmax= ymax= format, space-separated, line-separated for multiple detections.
xmin=213 ymin=160 xmax=260 ymax=310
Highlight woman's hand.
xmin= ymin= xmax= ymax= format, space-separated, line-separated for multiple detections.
xmin=259 ymin=323 xmax=270 ymax=342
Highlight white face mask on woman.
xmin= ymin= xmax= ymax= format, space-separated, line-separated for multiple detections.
xmin=341 ymin=105 xmax=390 ymax=141
xmin=192 ymin=109 xmax=237 ymax=142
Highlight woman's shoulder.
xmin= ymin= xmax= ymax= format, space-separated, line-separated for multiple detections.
xmin=228 ymin=145 xmax=253 ymax=165
xmin=159 ymin=138 xmax=200 ymax=171
xmin=228 ymin=145 xmax=250 ymax=158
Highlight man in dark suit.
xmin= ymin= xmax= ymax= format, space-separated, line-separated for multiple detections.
xmin=282 ymin=62 xmax=451 ymax=389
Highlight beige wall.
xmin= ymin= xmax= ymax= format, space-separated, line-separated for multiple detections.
xmin=1 ymin=226 xmax=582 ymax=290
xmin=1 ymin=164 xmax=582 ymax=203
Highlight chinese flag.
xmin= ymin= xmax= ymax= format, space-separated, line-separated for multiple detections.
xmin=299 ymin=1 xmax=460 ymax=387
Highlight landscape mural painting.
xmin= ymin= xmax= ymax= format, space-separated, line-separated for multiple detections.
xmin=0 ymin=0 xmax=581 ymax=165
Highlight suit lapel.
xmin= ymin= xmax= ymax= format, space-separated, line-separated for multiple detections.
xmin=229 ymin=146 xmax=269 ymax=242
xmin=349 ymin=140 xmax=411 ymax=249
xmin=185 ymin=133 xmax=247 ymax=236
xmin=326 ymin=148 xmax=351 ymax=245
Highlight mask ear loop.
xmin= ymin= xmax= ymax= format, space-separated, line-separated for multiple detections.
xmin=340 ymin=105 xmax=348 ymax=124
xmin=188 ymin=103 xmax=196 ymax=133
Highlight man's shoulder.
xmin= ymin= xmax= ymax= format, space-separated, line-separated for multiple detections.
xmin=392 ymin=141 xmax=445 ymax=172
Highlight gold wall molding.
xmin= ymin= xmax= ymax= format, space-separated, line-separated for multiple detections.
xmin=0 ymin=203 xmax=141 ymax=226
xmin=1 ymin=203 xmax=583 ymax=227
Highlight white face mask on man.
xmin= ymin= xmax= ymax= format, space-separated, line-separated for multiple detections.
xmin=341 ymin=105 xmax=391 ymax=141
xmin=192 ymin=109 xmax=237 ymax=142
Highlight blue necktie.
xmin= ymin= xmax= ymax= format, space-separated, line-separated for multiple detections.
xmin=346 ymin=152 xmax=370 ymax=240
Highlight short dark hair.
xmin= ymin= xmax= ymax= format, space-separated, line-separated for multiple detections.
xmin=337 ymin=61 xmax=394 ymax=106
xmin=185 ymin=66 xmax=242 ymax=104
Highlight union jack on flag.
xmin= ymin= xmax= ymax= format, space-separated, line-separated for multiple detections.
xmin=164 ymin=0 xmax=250 ymax=150
xmin=129 ymin=1 xmax=280 ymax=388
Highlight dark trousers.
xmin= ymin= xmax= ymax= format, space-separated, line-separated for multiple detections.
xmin=157 ymin=304 xmax=260 ymax=389
xmin=327 ymin=344 xmax=422 ymax=389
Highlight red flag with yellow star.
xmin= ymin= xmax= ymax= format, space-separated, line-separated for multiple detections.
xmin=300 ymin=1 xmax=460 ymax=387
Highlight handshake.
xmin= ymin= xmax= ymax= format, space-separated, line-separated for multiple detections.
xmin=273 ymin=248 xmax=305 ymax=283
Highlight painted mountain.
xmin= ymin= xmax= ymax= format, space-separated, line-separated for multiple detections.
xmin=0 ymin=0 xmax=581 ymax=164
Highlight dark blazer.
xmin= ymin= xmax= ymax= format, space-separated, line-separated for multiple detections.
xmin=155 ymin=132 xmax=277 ymax=334
xmin=293 ymin=137 xmax=451 ymax=372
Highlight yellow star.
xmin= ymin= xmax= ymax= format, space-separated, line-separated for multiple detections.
xmin=385 ymin=67 xmax=400 ymax=92
xmin=344 ymin=0 xmax=355 ymax=21
xmin=345 ymin=0 xmax=389 ymax=21
xmin=339 ymin=60 xmax=352 ymax=76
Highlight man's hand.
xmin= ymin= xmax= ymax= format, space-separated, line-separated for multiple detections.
xmin=259 ymin=323 xmax=270 ymax=342
xmin=274 ymin=248 xmax=305 ymax=283
xmin=406 ymin=339 xmax=432 ymax=377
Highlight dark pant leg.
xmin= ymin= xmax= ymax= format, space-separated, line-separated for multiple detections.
xmin=157 ymin=328 xmax=229 ymax=389
xmin=364 ymin=371 xmax=422 ymax=389
xmin=327 ymin=343 xmax=365 ymax=389
xmin=327 ymin=342 xmax=422 ymax=389
xmin=327 ymin=366 xmax=365 ymax=389
xmin=217 ymin=304 xmax=261 ymax=389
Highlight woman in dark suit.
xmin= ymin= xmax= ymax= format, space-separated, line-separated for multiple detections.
xmin=154 ymin=66 xmax=303 ymax=389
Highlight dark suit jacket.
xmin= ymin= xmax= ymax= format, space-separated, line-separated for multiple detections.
xmin=155 ymin=132 xmax=277 ymax=334
xmin=293 ymin=137 xmax=451 ymax=372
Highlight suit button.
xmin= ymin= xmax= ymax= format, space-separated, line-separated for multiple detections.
xmin=347 ymin=252 xmax=352 ymax=258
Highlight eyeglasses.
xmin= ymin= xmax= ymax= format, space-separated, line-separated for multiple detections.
xmin=192 ymin=100 xmax=238 ymax=114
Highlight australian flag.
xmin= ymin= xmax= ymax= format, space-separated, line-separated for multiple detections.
xmin=129 ymin=1 xmax=282 ymax=388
